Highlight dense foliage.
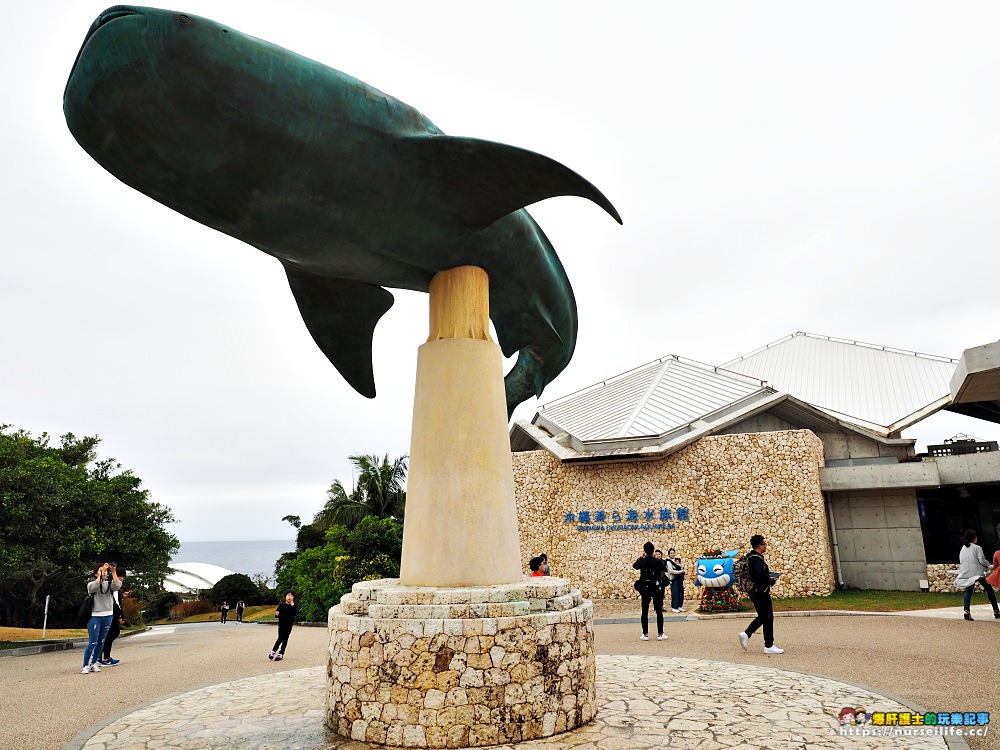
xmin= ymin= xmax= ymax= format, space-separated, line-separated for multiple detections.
xmin=208 ymin=573 xmax=273 ymax=605
xmin=276 ymin=516 xmax=404 ymax=622
xmin=0 ymin=426 xmax=178 ymax=627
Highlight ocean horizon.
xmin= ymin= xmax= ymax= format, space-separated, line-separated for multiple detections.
xmin=170 ymin=539 xmax=296 ymax=581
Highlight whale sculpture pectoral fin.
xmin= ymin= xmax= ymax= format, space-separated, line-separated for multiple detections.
xmin=283 ymin=265 xmax=394 ymax=398
xmin=405 ymin=135 xmax=623 ymax=229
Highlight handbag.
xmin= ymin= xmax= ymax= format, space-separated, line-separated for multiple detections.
xmin=77 ymin=593 xmax=94 ymax=621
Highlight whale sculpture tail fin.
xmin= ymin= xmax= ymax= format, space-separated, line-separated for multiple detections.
xmin=504 ymin=348 xmax=548 ymax=420
xmin=284 ymin=265 xmax=394 ymax=398
xmin=405 ymin=135 xmax=622 ymax=230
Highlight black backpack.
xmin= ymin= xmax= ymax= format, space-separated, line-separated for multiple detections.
xmin=634 ymin=560 xmax=662 ymax=594
xmin=733 ymin=553 xmax=755 ymax=594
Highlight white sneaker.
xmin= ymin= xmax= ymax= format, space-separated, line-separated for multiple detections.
xmin=764 ymin=645 xmax=784 ymax=654
xmin=677 ymin=608 xmax=685 ymax=612
xmin=738 ymin=632 xmax=749 ymax=651
xmin=91 ymin=662 xmax=101 ymax=672
xmin=670 ymin=608 xmax=680 ymax=612
xmin=657 ymin=634 xmax=668 ymax=640
xmin=639 ymin=634 xmax=649 ymax=641
xmin=80 ymin=664 xmax=92 ymax=674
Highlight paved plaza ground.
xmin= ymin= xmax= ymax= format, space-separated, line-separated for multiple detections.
xmin=2 ymin=602 xmax=997 ymax=750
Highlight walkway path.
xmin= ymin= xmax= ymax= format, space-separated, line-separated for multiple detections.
xmin=4 ymin=604 xmax=995 ymax=750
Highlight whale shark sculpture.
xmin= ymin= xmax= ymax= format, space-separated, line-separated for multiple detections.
xmin=63 ymin=6 xmax=622 ymax=416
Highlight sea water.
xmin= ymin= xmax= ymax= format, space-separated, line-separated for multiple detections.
xmin=170 ymin=539 xmax=296 ymax=581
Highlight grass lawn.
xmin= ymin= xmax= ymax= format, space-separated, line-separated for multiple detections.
xmin=771 ymin=589 xmax=966 ymax=611
xmin=1 ymin=626 xmax=88 ymax=649
xmin=150 ymin=604 xmax=279 ymax=625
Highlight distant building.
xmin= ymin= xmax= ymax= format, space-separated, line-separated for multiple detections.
xmin=511 ymin=333 xmax=1000 ymax=596
xmin=164 ymin=562 xmax=235 ymax=594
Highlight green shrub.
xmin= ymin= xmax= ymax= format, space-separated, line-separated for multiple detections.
xmin=143 ymin=591 xmax=181 ymax=621
xmin=121 ymin=596 xmax=144 ymax=627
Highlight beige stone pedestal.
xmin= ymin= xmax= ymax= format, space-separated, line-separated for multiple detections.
xmin=326 ymin=578 xmax=596 ymax=747
xmin=399 ymin=266 xmax=522 ymax=586
xmin=327 ymin=266 xmax=595 ymax=748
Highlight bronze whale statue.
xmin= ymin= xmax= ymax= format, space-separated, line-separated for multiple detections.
xmin=63 ymin=6 xmax=622 ymax=416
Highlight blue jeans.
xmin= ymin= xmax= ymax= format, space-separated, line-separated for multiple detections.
xmin=83 ymin=615 xmax=113 ymax=666
xmin=963 ymin=578 xmax=998 ymax=612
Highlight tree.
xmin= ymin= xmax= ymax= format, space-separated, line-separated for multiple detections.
xmin=209 ymin=573 xmax=268 ymax=605
xmin=0 ymin=426 xmax=178 ymax=627
xmin=315 ymin=453 xmax=407 ymax=530
xmin=274 ymin=516 xmax=404 ymax=622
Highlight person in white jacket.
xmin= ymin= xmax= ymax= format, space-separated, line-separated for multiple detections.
xmin=955 ymin=529 xmax=999 ymax=621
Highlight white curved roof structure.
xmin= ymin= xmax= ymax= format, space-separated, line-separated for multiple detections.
xmin=164 ymin=562 xmax=235 ymax=594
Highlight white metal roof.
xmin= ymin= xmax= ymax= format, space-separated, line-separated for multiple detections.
xmin=164 ymin=562 xmax=235 ymax=594
xmin=536 ymin=356 xmax=771 ymax=442
xmin=722 ymin=332 xmax=958 ymax=434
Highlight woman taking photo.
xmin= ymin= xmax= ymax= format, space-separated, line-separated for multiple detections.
xmin=955 ymin=529 xmax=1000 ymax=621
xmin=81 ymin=562 xmax=122 ymax=673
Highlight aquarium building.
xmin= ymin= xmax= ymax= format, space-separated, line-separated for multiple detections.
xmin=510 ymin=333 xmax=1000 ymax=598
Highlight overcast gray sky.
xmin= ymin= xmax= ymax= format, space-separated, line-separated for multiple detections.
xmin=4 ymin=1 xmax=1000 ymax=542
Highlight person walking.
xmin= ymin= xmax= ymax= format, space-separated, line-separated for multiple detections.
xmin=81 ymin=562 xmax=122 ymax=674
xmin=220 ymin=600 xmax=229 ymax=624
xmin=269 ymin=591 xmax=300 ymax=661
xmin=666 ymin=548 xmax=685 ymax=612
xmin=738 ymin=534 xmax=783 ymax=654
xmin=99 ymin=567 xmax=126 ymax=666
xmin=955 ymin=529 xmax=1000 ymax=621
xmin=986 ymin=547 xmax=1000 ymax=590
xmin=235 ymin=599 xmax=245 ymax=623
xmin=633 ymin=541 xmax=667 ymax=641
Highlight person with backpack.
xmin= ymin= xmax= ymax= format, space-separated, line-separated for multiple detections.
xmin=737 ymin=535 xmax=784 ymax=654
xmin=633 ymin=541 xmax=667 ymax=641
xmin=80 ymin=562 xmax=122 ymax=674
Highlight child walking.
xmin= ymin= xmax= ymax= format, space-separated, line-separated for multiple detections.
xmin=269 ymin=591 xmax=300 ymax=661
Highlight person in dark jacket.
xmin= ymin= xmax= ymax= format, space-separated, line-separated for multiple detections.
xmin=269 ymin=591 xmax=300 ymax=661
xmin=633 ymin=541 xmax=667 ymax=641
xmin=738 ymin=534 xmax=783 ymax=654
xmin=99 ymin=568 xmax=126 ymax=666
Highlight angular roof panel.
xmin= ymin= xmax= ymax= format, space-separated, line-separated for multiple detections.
xmin=537 ymin=356 xmax=770 ymax=442
xmin=722 ymin=332 xmax=958 ymax=433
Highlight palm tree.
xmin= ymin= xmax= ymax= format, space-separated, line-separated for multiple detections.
xmin=315 ymin=453 xmax=408 ymax=530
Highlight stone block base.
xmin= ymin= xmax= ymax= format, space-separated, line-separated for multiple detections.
xmin=326 ymin=577 xmax=596 ymax=748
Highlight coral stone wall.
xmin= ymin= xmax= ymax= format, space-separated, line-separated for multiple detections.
xmin=513 ymin=430 xmax=835 ymax=599
xmin=926 ymin=564 xmax=959 ymax=593
xmin=327 ymin=579 xmax=595 ymax=748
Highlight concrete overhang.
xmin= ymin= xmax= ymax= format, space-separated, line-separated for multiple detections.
xmin=933 ymin=451 xmax=1000 ymax=485
xmin=819 ymin=452 xmax=1000 ymax=492
xmin=819 ymin=462 xmax=941 ymax=492
xmin=946 ymin=340 xmax=1000 ymax=424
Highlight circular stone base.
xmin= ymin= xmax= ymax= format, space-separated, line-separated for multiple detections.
xmin=326 ymin=577 xmax=595 ymax=748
